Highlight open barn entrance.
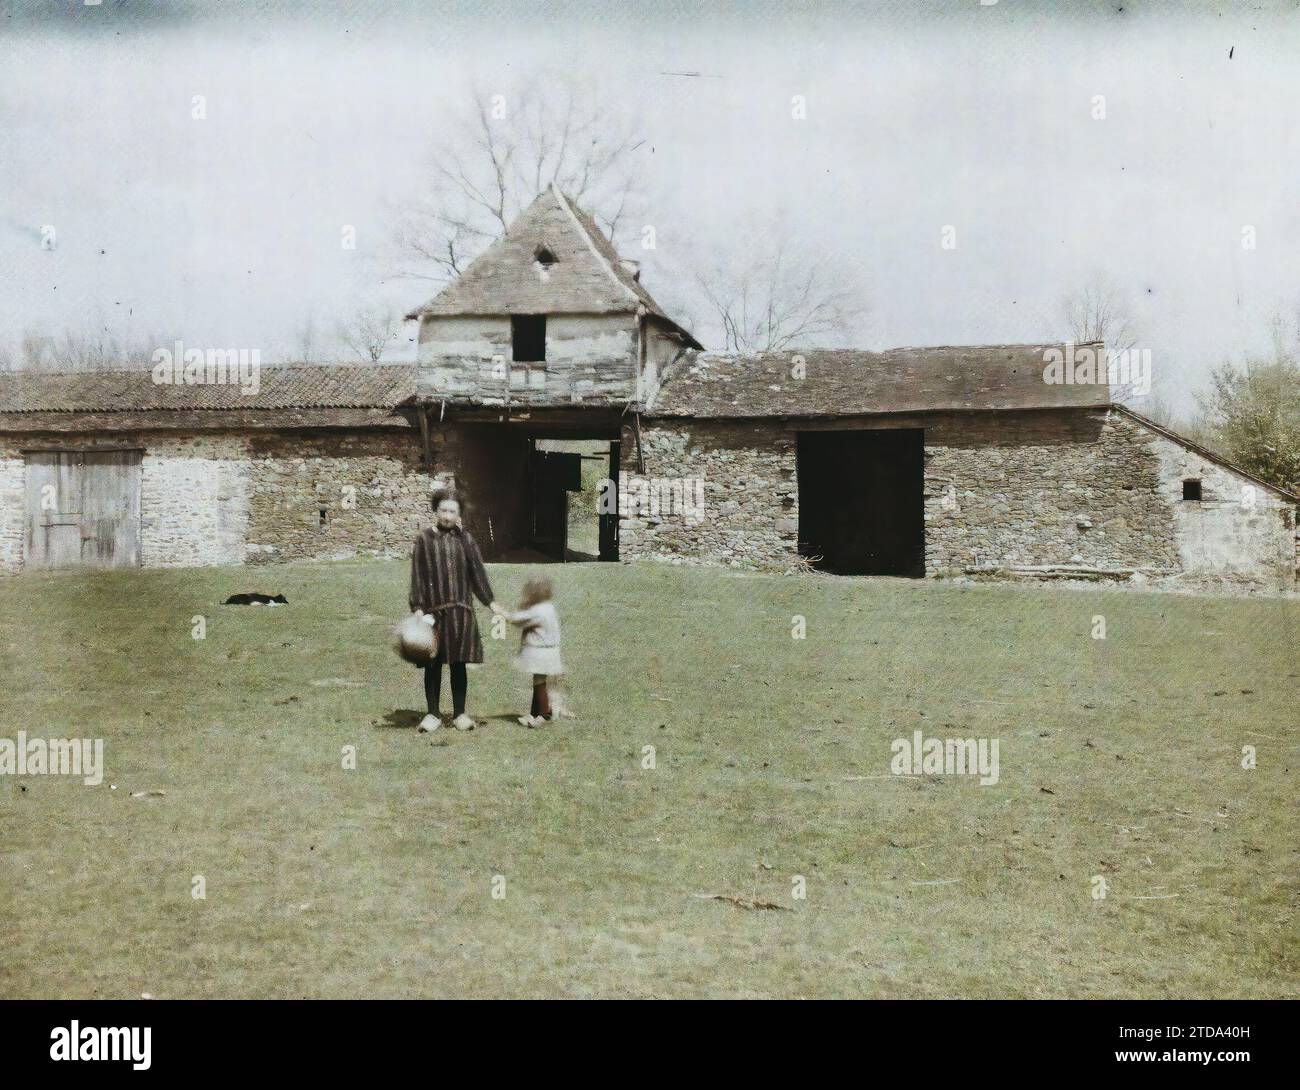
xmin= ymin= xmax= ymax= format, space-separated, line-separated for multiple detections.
xmin=450 ymin=424 xmax=619 ymax=563
xmin=529 ymin=438 xmax=620 ymax=561
xmin=797 ymin=429 xmax=924 ymax=576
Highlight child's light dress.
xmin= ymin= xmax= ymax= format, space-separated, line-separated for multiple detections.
xmin=511 ymin=601 xmax=563 ymax=675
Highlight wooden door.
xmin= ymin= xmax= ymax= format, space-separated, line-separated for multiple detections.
xmin=25 ymin=450 xmax=142 ymax=570
xmin=81 ymin=451 xmax=142 ymax=567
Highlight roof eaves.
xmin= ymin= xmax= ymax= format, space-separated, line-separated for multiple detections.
xmin=644 ymin=312 xmax=704 ymax=352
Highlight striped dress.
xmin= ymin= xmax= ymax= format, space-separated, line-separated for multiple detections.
xmin=407 ymin=526 xmax=495 ymax=664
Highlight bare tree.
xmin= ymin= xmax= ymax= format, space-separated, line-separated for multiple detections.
xmin=10 ymin=323 xmax=161 ymax=372
xmin=689 ymin=218 xmax=868 ymax=352
xmin=1057 ymin=274 xmax=1154 ymax=404
xmin=1061 ymin=276 xmax=1137 ymax=352
xmin=294 ymin=310 xmax=320 ymax=364
xmin=1136 ymin=392 xmax=1178 ymax=428
xmin=391 ymin=73 xmax=648 ymax=283
xmin=18 ymin=330 xmax=50 ymax=370
xmin=1264 ymin=302 xmax=1300 ymax=365
xmin=390 ymin=75 xmax=865 ymax=354
xmin=337 ymin=305 xmax=399 ymax=363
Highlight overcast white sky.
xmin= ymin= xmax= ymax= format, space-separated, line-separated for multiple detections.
xmin=2 ymin=0 xmax=1298 ymax=413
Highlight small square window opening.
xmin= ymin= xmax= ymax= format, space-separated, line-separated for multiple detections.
xmin=512 ymin=315 xmax=547 ymax=362
xmin=1182 ymin=479 xmax=1202 ymax=501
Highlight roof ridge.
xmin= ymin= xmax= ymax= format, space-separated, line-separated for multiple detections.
xmin=691 ymin=342 xmax=1106 ymax=359
xmin=0 ymin=362 xmax=416 ymax=379
xmin=884 ymin=340 xmax=1105 ymax=352
xmin=549 ymin=184 xmax=641 ymax=308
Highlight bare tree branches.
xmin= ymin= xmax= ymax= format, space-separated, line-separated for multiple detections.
xmin=689 ymin=218 xmax=868 ymax=353
xmin=1058 ymin=274 xmax=1151 ymax=404
xmin=336 ymin=305 xmax=399 ymax=363
xmin=294 ymin=310 xmax=320 ymax=365
xmin=1061 ymin=276 xmax=1137 ymax=352
xmin=389 ymin=73 xmax=864 ymax=353
xmin=2 ymin=324 xmax=162 ymax=373
xmin=391 ymin=73 xmax=648 ymax=284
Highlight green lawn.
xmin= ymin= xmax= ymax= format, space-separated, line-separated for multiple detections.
xmin=1 ymin=560 xmax=1296 ymax=998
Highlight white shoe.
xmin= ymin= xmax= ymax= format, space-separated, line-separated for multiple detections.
xmin=452 ymin=713 xmax=475 ymax=731
xmin=527 ymin=715 xmax=548 ymax=729
xmin=517 ymin=715 xmax=534 ymax=727
xmin=417 ymin=714 xmax=441 ymax=733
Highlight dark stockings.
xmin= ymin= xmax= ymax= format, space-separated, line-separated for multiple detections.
xmin=424 ymin=660 xmax=468 ymax=718
xmin=529 ymin=675 xmax=552 ymax=720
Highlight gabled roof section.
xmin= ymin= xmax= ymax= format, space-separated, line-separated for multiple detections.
xmin=1115 ymin=404 xmax=1299 ymax=503
xmin=645 ymin=344 xmax=1114 ymax=417
xmin=405 ymin=185 xmax=699 ymax=346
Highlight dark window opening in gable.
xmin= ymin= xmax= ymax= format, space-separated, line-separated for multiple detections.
xmin=512 ymin=315 xmax=547 ymax=362
xmin=534 ymin=246 xmax=558 ymax=269
xmin=1182 ymin=479 xmax=1202 ymax=501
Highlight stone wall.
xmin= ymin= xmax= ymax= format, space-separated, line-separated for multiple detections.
xmin=618 ymin=419 xmax=798 ymax=567
xmin=922 ymin=409 xmax=1182 ymax=573
xmin=244 ymin=430 xmax=430 ymax=564
xmin=0 ymin=444 xmax=24 ymax=573
xmin=141 ymin=434 xmax=251 ymax=567
xmin=622 ymin=409 xmax=1297 ymax=585
xmin=3 ymin=410 xmax=1292 ymax=585
xmin=1148 ymin=424 xmax=1296 ymax=584
xmin=0 ymin=427 xmax=431 ymax=573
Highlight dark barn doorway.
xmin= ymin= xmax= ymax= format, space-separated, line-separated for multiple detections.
xmin=451 ymin=427 xmax=619 ymax=563
xmin=528 ymin=448 xmax=582 ymax=559
xmin=797 ymin=429 xmax=925 ymax=576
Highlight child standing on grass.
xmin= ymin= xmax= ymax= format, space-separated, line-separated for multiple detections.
xmin=507 ymin=578 xmax=563 ymax=728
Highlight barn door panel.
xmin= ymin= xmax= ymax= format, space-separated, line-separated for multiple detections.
xmin=26 ymin=452 xmax=83 ymax=569
xmin=82 ymin=451 xmax=142 ymax=568
xmin=24 ymin=450 xmax=142 ymax=571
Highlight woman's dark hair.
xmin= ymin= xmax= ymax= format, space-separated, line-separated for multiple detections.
xmin=431 ymin=487 xmax=462 ymax=512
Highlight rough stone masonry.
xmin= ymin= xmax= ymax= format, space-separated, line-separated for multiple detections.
xmin=619 ymin=407 xmax=1296 ymax=588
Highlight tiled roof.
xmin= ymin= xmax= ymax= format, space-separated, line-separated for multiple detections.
xmin=646 ymin=344 xmax=1114 ymax=417
xmin=563 ymin=194 xmax=671 ymax=318
xmin=405 ymin=185 xmax=701 ymax=347
xmin=0 ymin=363 xmax=416 ymax=414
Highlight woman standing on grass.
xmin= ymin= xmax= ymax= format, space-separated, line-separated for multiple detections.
xmin=409 ymin=489 xmax=501 ymax=732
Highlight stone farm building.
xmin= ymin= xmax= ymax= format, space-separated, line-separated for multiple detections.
xmin=1 ymin=184 xmax=1296 ymax=588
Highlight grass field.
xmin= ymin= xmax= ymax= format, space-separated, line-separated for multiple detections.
xmin=1 ymin=560 xmax=1296 ymax=998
